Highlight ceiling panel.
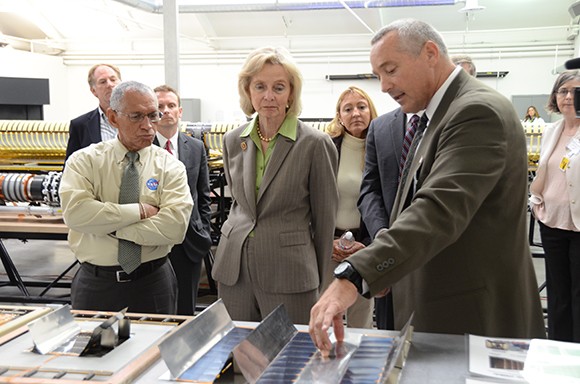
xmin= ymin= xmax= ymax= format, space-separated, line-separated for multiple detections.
xmin=0 ymin=0 xmax=575 ymax=55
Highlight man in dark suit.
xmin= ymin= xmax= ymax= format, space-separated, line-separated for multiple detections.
xmin=310 ymin=19 xmax=546 ymax=351
xmin=65 ymin=63 xmax=122 ymax=160
xmin=154 ymin=85 xmax=212 ymax=315
xmin=357 ymin=107 xmax=407 ymax=330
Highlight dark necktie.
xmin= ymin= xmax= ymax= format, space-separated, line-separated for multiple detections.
xmin=164 ymin=140 xmax=173 ymax=155
xmin=118 ymin=151 xmax=142 ymax=274
xmin=399 ymin=114 xmax=420 ymax=177
xmin=399 ymin=113 xmax=429 ymax=194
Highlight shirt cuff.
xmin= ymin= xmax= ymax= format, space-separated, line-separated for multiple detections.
xmin=361 ymin=279 xmax=371 ymax=298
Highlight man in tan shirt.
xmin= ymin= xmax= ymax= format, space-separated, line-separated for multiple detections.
xmin=60 ymin=80 xmax=193 ymax=314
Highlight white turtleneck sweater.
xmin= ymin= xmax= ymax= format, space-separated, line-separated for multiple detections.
xmin=336 ymin=132 xmax=365 ymax=231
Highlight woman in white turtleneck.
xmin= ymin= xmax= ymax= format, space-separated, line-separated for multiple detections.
xmin=530 ymin=70 xmax=580 ymax=342
xmin=324 ymin=86 xmax=378 ymax=328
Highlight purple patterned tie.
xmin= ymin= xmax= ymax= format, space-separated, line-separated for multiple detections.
xmin=399 ymin=114 xmax=420 ymax=177
xmin=400 ymin=113 xmax=429 ymax=207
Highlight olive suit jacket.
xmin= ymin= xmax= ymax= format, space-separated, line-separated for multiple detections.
xmin=212 ymin=120 xmax=338 ymax=294
xmin=349 ymin=70 xmax=546 ymax=338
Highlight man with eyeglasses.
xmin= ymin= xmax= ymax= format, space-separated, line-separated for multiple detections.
xmin=65 ymin=63 xmax=122 ymax=162
xmin=60 ymin=81 xmax=193 ymax=314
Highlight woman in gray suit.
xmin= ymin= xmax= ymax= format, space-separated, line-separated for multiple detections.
xmin=212 ymin=47 xmax=338 ymax=325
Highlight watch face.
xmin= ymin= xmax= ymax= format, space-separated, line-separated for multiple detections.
xmin=334 ymin=262 xmax=349 ymax=275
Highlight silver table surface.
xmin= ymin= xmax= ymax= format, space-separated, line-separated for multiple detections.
xmin=136 ymin=330 xmax=468 ymax=383
xmin=399 ymin=332 xmax=466 ymax=384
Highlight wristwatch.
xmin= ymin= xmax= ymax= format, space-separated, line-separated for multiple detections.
xmin=334 ymin=261 xmax=363 ymax=294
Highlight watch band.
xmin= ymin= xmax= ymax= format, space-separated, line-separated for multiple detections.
xmin=334 ymin=261 xmax=364 ymax=294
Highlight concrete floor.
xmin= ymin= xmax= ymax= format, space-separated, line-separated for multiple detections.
xmin=0 ymin=213 xmax=547 ymax=322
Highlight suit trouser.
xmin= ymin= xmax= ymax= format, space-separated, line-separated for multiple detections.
xmin=375 ymin=293 xmax=395 ymax=330
xmin=169 ymin=245 xmax=203 ymax=316
xmin=539 ymin=222 xmax=580 ymax=342
xmin=218 ymin=237 xmax=318 ymax=326
xmin=71 ymin=257 xmax=177 ymax=315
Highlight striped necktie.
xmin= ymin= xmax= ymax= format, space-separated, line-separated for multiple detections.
xmin=399 ymin=113 xmax=429 ymax=207
xmin=399 ymin=114 xmax=419 ymax=177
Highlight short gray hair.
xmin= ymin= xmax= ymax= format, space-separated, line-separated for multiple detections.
xmin=451 ymin=54 xmax=476 ymax=76
xmin=371 ymin=18 xmax=448 ymax=57
xmin=110 ymin=81 xmax=156 ymax=111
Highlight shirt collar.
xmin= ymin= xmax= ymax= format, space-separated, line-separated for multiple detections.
xmin=113 ymin=138 xmax=151 ymax=164
xmin=98 ymin=106 xmax=108 ymax=120
xmin=241 ymin=115 xmax=298 ymax=141
xmin=156 ymin=132 xmax=178 ymax=151
xmin=424 ymin=65 xmax=462 ymax=123
xmin=406 ymin=111 xmax=425 ymax=125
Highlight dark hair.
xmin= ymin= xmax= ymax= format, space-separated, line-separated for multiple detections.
xmin=523 ymin=106 xmax=540 ymax=121
xmin=547 ymin=70 xmax=580 ymax=113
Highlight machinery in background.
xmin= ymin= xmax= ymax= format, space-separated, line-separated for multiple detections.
xmin=0 ymin=119 xmax=329 ymax=207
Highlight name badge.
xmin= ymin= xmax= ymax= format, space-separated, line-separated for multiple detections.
xmin=560 ymin=156 xmax=570 ymax=172
xmin=567 ymin=137 xmax=580 ymax=158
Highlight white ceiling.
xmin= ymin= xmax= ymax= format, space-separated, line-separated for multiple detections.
xmin=0 ymin=0 xmax=576 ymax=56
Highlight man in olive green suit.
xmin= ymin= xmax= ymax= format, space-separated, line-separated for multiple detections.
xmin=310 ymin=19 xmax=545 ymax=350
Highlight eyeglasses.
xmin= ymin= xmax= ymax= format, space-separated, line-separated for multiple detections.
xmin=556 ymin=88 xmax=576 ymax=97
xmin=115 ymin=110 xmax=162 ymax=123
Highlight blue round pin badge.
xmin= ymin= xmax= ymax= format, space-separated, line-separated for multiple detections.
xmin=146 ymin=178 xmax=159 ymax=191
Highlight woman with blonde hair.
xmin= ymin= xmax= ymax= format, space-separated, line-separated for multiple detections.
xmin=212 ymin=47 xmax=339 ymax=325
xmin=324 ymin=86 xmax=378 ymax=328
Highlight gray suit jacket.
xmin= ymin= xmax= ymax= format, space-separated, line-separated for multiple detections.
xmin=154 ymin=132 xmax=212 ymax=262
xmin=358 ymin=108 xmax=405 ymax=238
xmin=349 ymin=70 xmax=546 ymax=338
xmin=212 ymin=120 xmax=338 ymax=294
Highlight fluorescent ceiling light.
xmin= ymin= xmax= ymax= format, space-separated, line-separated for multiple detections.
xmin=148 ymin=0 xmax=454 ymax=6
xmin=148 ymin=0 xmax=342 ymax=4
xmin=178 ymin=0 xmax=346 ymax=3
xmin=114 ymin=0 xmax=457 ymax=13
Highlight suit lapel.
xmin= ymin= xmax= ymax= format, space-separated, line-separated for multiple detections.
xmin=390 ymin=109 xmax=405 ymax=161
xmin=90 ymin=109 xmax=103 ymax=142
xmin=242 ymin=137 xmax=258 ymax=217
xmin=391 ymin=72 xmax=468 ymax=222
xmin=257 ymin=134 xmax=293 ymax=203
xmin=177 ymin=133 xmax=190 ymax=163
